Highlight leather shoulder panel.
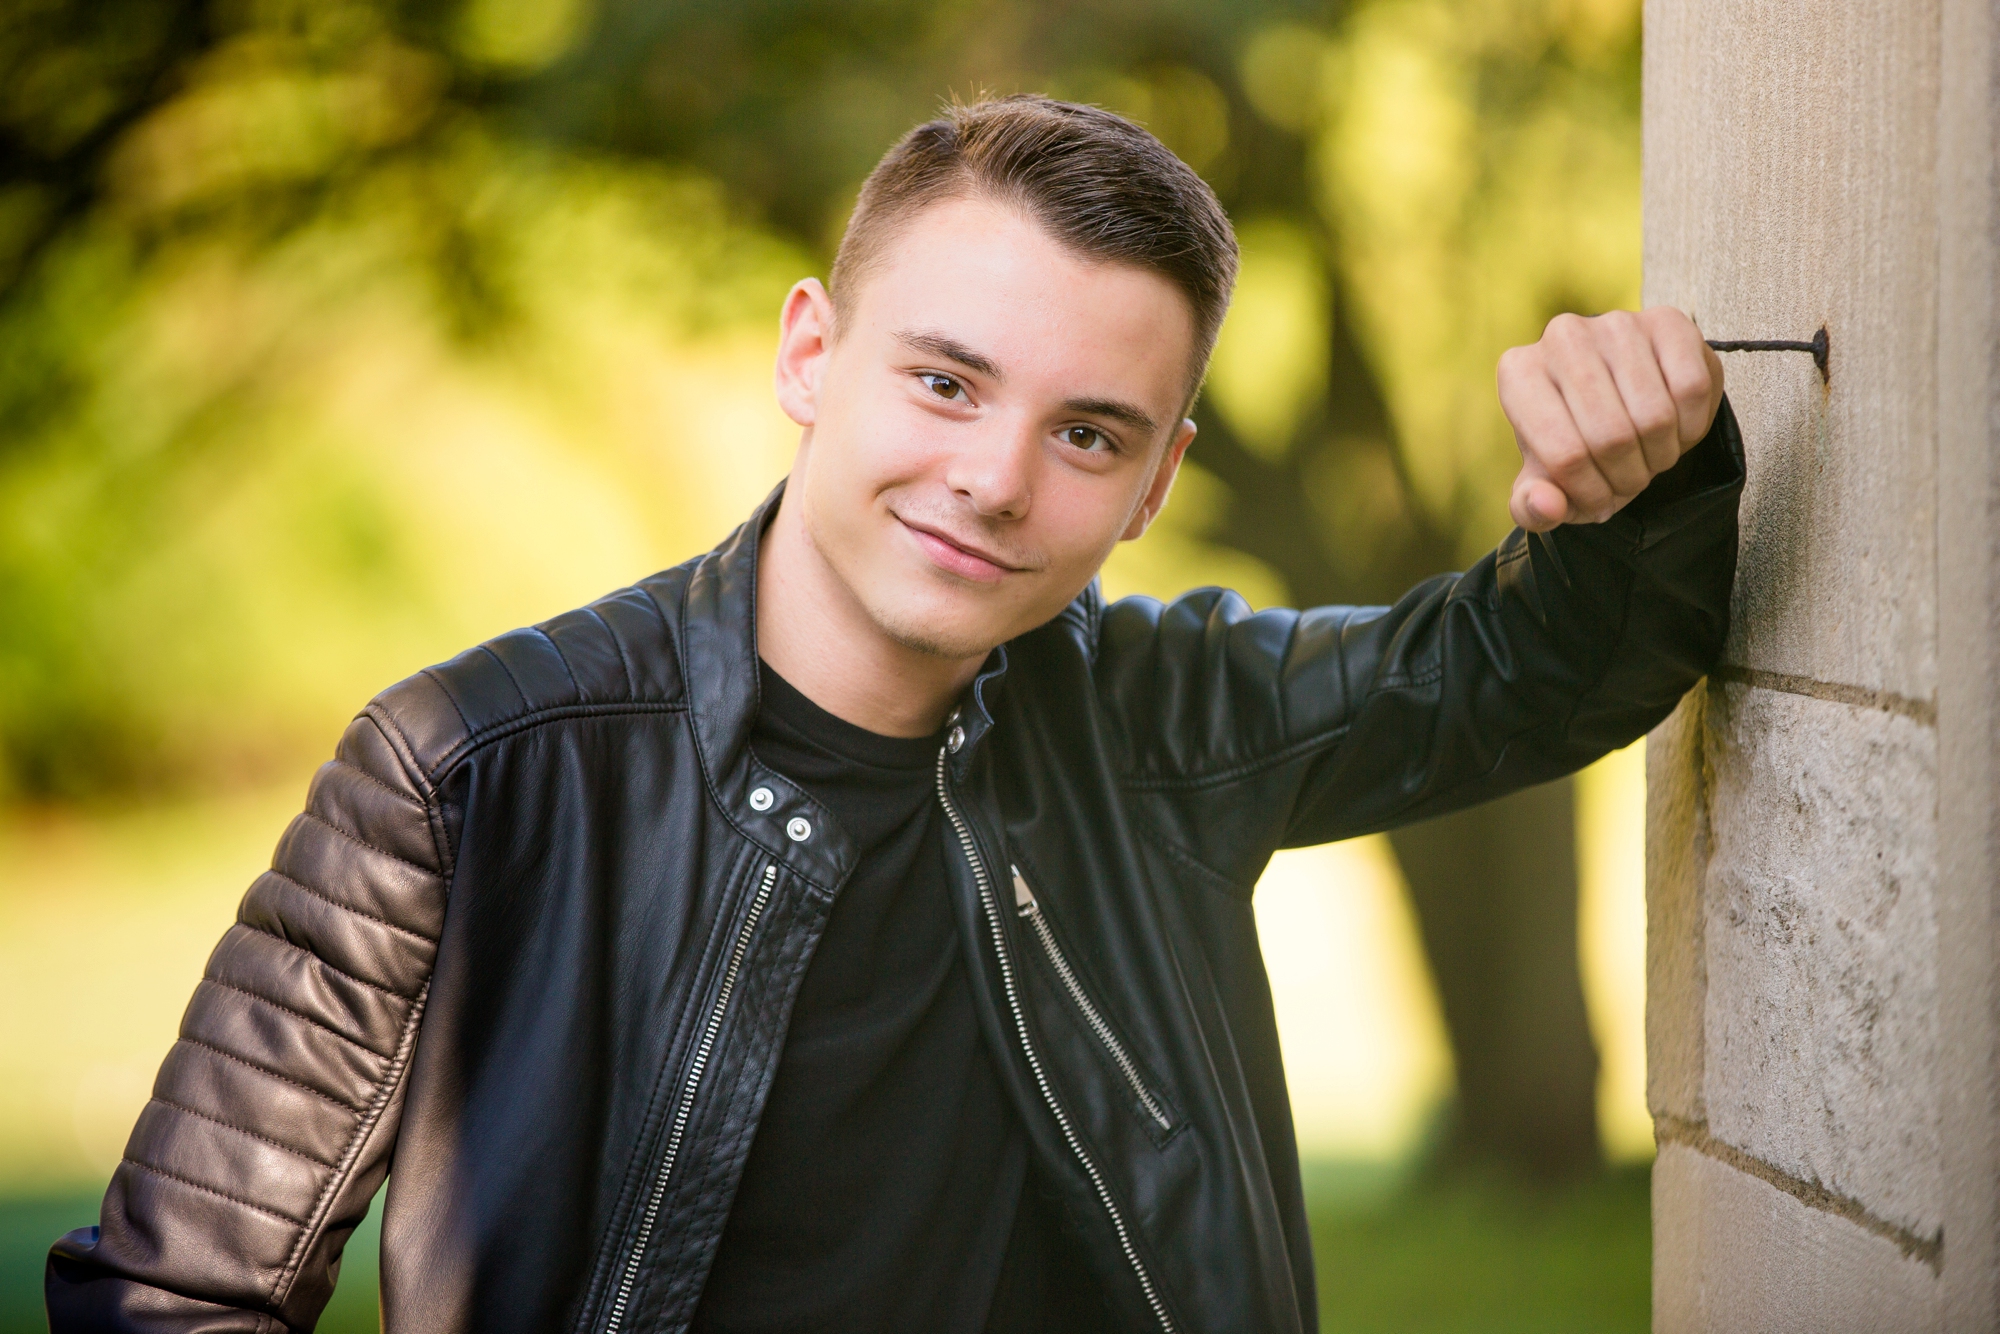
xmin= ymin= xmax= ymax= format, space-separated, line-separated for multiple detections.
xmin=362 ymin=566 xmax=694 ymax=782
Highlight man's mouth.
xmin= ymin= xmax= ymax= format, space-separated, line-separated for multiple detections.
xmin=896 ymin=516 xmax=1022 ymax=584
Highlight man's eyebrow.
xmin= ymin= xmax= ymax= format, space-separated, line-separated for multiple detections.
xmin=894 ymin=329 xmax=1003 ymax=380
xmin=1062 ymin=396 xmax=1160 ymax=439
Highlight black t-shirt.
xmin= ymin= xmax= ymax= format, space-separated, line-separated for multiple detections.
xmin=689 ymin=664 xmax=1106 ymax=1334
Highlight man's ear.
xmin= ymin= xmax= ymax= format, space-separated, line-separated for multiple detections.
xmin=1121 ymin=419 xmax=1198 ymax=542
xmin=774 ymin=278 xmax=835 ymax=428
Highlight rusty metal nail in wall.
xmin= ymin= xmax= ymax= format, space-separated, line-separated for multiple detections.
xmin=1705 ymin=326 xmax=1830 ymax=382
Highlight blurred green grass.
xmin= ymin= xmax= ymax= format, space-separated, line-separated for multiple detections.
xmin=1309 ymin=1165 xmax=1653 ymax=1333
xmin=3 ymin=1166 xmax=1648 ymax=1332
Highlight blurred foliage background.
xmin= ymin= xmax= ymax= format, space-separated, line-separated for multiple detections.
xmin=0 ymin=0 xmax=1654 ymax=1327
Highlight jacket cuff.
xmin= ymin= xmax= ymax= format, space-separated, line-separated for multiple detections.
xmin=47 ymin=1228 xmax=273 ymax=1333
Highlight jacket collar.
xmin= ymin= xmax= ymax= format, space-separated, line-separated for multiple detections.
xmin=679 ymin=482 xmax=777 ymax=785
xmin=680 ymin=482 xmax=859 ymax=893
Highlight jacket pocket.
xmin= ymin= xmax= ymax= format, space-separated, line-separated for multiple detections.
xmin=1010 ymin=863 xmax=1177 ymax=1137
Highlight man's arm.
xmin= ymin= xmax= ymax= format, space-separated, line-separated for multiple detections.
xmin=1094 ymin=309 xmax=1740 ymax=883
xmin=45 ymin=705 xmax=449 ymax=1332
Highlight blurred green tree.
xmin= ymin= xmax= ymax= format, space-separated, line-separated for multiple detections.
xmin=0 ymin=0 xmax=1641 ymax=1179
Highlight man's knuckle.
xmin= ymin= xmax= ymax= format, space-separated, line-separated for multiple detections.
xmin=1639 ymin=304 xmax=1681 ymax=332
xmin=1544 ymin=442 xmax=1591 ymax=476
xmin=1665 ymin=364 xmax=1709 ymax=406
xmin=1579 ymin=423 xmax=1636 ymax=458
xmin=1634 ymin=402 xmax=1677 ymax=439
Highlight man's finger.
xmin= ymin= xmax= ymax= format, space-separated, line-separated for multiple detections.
xmin=1643 ymin=307 xmax=1724 ymax=446
xmin=1528 ymin=328 xmax=1640 ymax=516
xmin=1599 ymin=311 xmax=1684 ymax=477
xmin=1544 ymin=321 xmax=1652 ymax=506
xmin=1499 ymin=350 xmax=1617 ymax=524
xmin=1510 ymin=459 xmax=1570 ymax=532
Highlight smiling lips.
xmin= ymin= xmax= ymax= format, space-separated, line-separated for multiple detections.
xmin=898 ymin=516 xmax=1022 ymax=584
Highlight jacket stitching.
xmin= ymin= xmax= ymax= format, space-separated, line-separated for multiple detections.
xmin=587 ymin=603 xmax=640 ymax=697
xmin=243 ymin=914 xmax=422 ymax=999
xmin=268 ymin=708 xmax=455 ymax=1310
xmin=479 ymin=642 xmax=533 ymax=710
xmin=361 ymin=708 xmax=452 ymax=881
xmin=1119 ymin=719 xmax=1356 ymax=792
xmin=147 ymin=1095 xmax=338 ymax=1168
xmin=426 ymin=701 xmax=690 ymax=784
xmin=174 ymin=1038 xmax=365 ymax=1114
xmin=199 ymin=979 xmax=391 ymax=1061
xmin=120 ymin=1158 xmax=307 ymax=1227
xmin=637 ymin=575 xmax=678 ymax=639
xmin=273 ymin=978 xmax=433 ymax=1304
xmin=536 ymin=625 xmax=583 ymax=697
xmin=1114 ymin=656 xmax=1452 ymax=793
xmin=294 ymin=811 xmax=442 ymax=883
xmin=416 ymin=668 xmax=475 ymax=745
xmin=323 ymin=757 xmax=425 ymax=818
xmin=260 ymin=870 xmax=439 ymax=951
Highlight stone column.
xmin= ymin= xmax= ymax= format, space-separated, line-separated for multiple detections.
xmin=1642 ymin=1 xmax=2000 ymax=1329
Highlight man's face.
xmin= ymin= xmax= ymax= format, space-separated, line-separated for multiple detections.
xmin=773 ymin=195 xmax=1198 ymax=662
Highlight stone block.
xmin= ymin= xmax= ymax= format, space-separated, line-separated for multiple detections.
xmin=1653 ymin=1143 xmax=1940 ymax=1333
xmin=1642 ymin=0 xmax=1938 ymax=702
xmin=1700 ymin=682 xmax=1939 ymax=1237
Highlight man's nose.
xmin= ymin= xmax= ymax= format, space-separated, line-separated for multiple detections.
xmin=944 ymin=415 xmax=1035 ymax=521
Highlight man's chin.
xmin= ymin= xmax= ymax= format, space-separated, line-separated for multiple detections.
xmin=875 ymin=612 xmax=1006 ymax=662
xmin=862 ymin=586 xmax=1020 ymax=661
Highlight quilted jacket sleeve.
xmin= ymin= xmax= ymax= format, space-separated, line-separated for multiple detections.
xmin=45 ymin=703 xmax=451 ymax=1332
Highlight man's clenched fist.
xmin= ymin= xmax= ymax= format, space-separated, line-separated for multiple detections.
xmin=1498 ymin=307 xmax=1725 ymax=532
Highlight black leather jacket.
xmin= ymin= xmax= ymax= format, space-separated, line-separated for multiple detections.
xmin=48 ymin=405 xmax=1743 ymax=1334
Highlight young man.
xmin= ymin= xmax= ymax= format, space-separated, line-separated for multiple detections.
xmin=48 ymin=96 xmax=1739 ymax=1333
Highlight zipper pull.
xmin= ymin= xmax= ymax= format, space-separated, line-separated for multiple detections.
xmin=1011 ymin=864 xmax=1036 ymax=916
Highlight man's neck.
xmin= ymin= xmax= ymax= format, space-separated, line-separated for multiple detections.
xmin=756 ymin=491 xmax=984 ymax=739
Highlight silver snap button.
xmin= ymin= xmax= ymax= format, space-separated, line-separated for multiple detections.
xmin=749 ymin=786 xmax=775 ymax=812
xmin=947 ymin=725 xmax=966 ymax=754
xmin=786 ymin=816 xmax=812 ymax=842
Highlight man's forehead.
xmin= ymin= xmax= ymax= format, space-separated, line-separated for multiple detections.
xmin=851 ymin=199 xmax=1197 ymax=418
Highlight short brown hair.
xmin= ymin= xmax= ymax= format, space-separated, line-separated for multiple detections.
xmin=830 ymin=94 xmax=1239 ymax=407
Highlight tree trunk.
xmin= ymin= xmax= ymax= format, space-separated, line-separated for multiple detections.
xmin=1388 ymin=778 xmax=1601 ymax=1180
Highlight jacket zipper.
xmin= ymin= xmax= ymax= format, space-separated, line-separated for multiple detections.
xmin=1011 ymin=865 xmax=1172 ymax=1132
xmin=936 ymin=752 xmax=1178 ymax=1334
xmin=602 ymin=861 xmax=778 ymax=1334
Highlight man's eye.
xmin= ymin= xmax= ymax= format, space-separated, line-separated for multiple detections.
xmin=1061 ymin=425 xmax=1110 ymax=452
xmin=919 ymin=373 xmax=963 ymax=400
